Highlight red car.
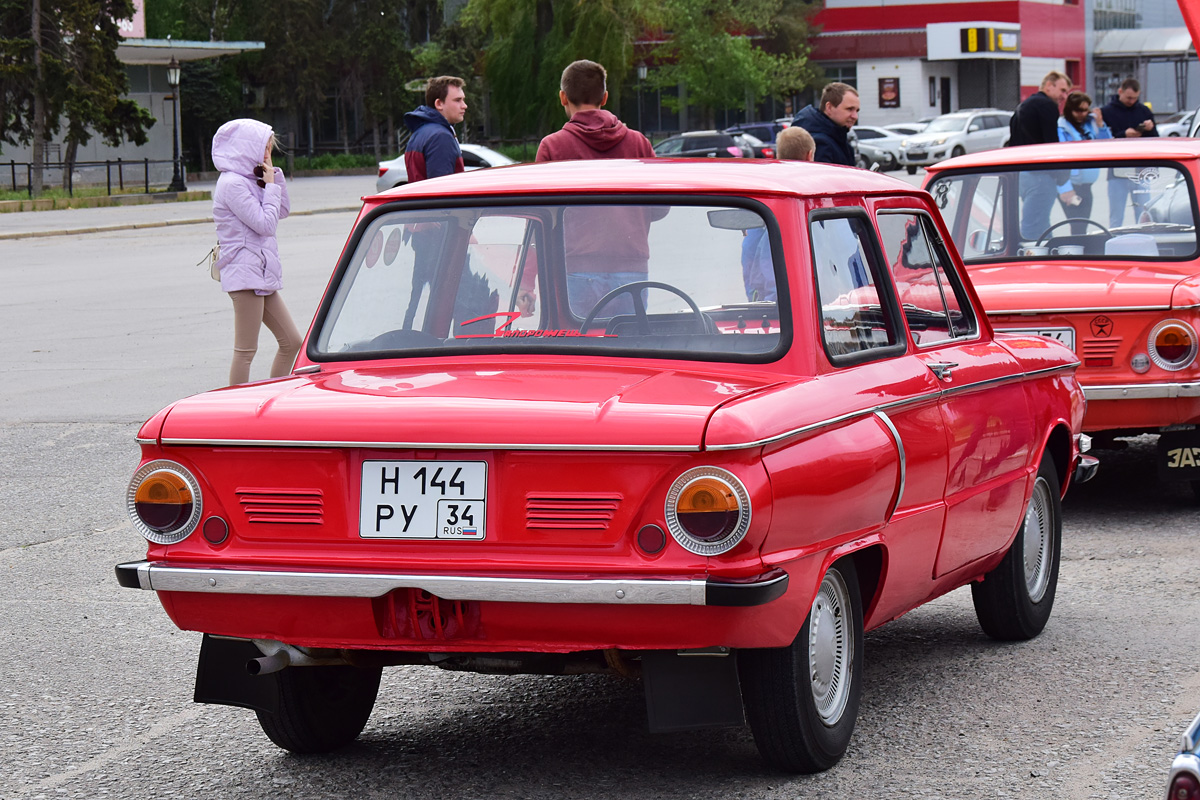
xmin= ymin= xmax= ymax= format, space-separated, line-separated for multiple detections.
xmin=117 ymin=159 xmax=1092 ymax=772
xmin=925 ymin=139 xmax=1200 ymax=498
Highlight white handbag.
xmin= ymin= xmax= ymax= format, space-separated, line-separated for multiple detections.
xmin=197 ymin=243 xmax=221 ymax=280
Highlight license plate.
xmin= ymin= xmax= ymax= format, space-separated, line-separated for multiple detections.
xmin=360 ymin=460 xmax=487 ymax=539
xmin=996 ymin=327 xmax=1076 ymax=351
xmin=1158 ymin=430 xmax=1200 ymax=480
xmin=907 ymin=151 xmax=927 ymax=160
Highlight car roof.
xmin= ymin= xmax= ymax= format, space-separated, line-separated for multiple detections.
xmin=926 ymin=137 xmax=1200 ymax=174
xmin=366 ymin=158 xmax=925 ymax=202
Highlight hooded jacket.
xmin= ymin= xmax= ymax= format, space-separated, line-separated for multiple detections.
xmin=1100 ymin=94 xmax=1159 ymax=138
xmin=403 ymin=105 xmax=464 ymax=182
xmin=211 ymin=118 xmax=290 ymax=295
xmin=534 ymin=109 xmax=654 ymax=162
xmin=790 ymin=105 xmax=855 ymax=166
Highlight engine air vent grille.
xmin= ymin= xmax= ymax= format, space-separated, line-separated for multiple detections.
xmin=1082 ymin=338 xmax=1122 ymax=358
xmin=237 ymin=488 xmax=324 ymax=525
xmin=525 ymin=493 xmax=622 ymax=530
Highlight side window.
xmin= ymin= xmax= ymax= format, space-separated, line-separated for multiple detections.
xmin=461 ymin=151 xmax=486 ymax=168
xmin=810 ymin=215 xmax=900 ymax=359
xmin=876 ymin=212 xmax=977 ymax=345
xmin=656 ymin=138 xmax=682 ymax=155
xmin=937 ymin=174 xmax=1007 ymax=258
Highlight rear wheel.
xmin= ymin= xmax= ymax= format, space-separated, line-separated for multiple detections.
xmin=740 ymin=560 xmax=864 ymax=773
xmin=255 ymin=665 xmax=382 ymax=753
xmin=971 ymin=455 xmax=1061 ymax=640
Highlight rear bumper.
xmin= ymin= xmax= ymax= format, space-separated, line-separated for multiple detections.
xmin=1084 ymin=382 xmax=1200 ymax=401
xmin=114 ymin=561 xmax=788 ymax=608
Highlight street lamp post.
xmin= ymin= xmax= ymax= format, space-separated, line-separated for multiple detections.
xmin=166 ymin=57 xmax=186 ymax=192
xmin=636 ymin=62 xmax=648 ymax=133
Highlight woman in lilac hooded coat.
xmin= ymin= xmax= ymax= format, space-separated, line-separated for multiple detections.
xmin=211 ymin=118 xmax=301 ymax=385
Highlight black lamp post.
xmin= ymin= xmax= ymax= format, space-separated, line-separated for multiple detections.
xmin=636 ymin=62 xmax=647 ymax=133
xmin=166 ymin=57 xmax=186 ymax=192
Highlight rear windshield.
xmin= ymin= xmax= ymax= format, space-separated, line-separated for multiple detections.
xmin=311 ymin=201 xmax=787 ymax=361
xmin=927 ymin=163 xmax=1198 ymax=262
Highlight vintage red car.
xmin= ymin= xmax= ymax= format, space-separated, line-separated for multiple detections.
xmin=924 ymin=139 xmax=1200 ymax=498
xmin=117 ymin=159 xmax=1092 ymax=772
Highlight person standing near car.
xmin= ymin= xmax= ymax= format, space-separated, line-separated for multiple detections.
xmin=790 ymin=83 xmax=858 ymax=166
xmin=401 ymin=76 xmax=469 ymax=327
xmin=536 ymin=60 xmax=661 ymax=316
xmin=1102 ymin=78 xmax=1158 ymax=227
xmin=1008 ymin=71 xmax=1072 ymax=240
xmin=210 ymin=118 xmax=301 ymax=387
xmin=1056 ymin=91 xmax=1112 ymax=234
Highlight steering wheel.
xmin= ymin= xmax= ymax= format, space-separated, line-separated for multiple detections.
xmin=579 ymin=281 xmax=709 ymax=335
xmin=1036 ymin=218 xmax=1112 ymax=246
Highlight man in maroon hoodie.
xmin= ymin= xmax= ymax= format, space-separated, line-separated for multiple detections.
xmin=536 ymin=60 xmax=663 ymax=317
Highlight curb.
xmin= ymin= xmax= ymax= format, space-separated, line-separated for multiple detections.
xmin=0 ymin=190 xmax=211 ymax=214
xmin=0 ymin=205 xmax=361 ymax=241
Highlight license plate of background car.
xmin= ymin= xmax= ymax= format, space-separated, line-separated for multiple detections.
xmin=908 ymin=151 xmax=927 ymax=159
xmin=360 ymin=460 xmax=487 ymax=539
xmin=1157 ymin=430 xmax=1200 ymax=480
xmin=996 ymin=327 xmax=1076 ymax=351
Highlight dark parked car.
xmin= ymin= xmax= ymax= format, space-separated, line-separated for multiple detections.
xmin=725 ymin=120 xmax=787 ymax=144
xmin=653 ymin=131 xmax=755 ymax=158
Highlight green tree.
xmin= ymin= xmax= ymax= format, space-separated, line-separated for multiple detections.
xmin=0 ymin=0 xmax=36 ymax=151
xmin=464 ymin=0 xmax=650 ymax=138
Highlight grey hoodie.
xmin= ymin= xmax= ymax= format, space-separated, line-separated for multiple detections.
xmin=211 ymin=118 xmax=290 ymax=295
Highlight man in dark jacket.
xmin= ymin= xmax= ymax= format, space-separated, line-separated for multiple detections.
xmin=1009 ymin=71 xmax=1071 ymax=239
xmin=790 ymin=83 xmax=859 ymax=166
xmin=1102 ymin=78 xmax=1157 ymax=226
xmin=403 ymin=76 xmax=467 ymax=183
xmin=536 ymin=60 xmax=661 ymax=316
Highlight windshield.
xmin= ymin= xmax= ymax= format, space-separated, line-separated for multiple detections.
xmin=923 ymin=116 xmax=969 ymax=134
xmin=927 ymin=163 xmax=1198 ymax=262
xmin=312 ymin=202 xmax=786 ymax=360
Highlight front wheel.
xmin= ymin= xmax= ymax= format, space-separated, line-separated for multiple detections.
xmin=740 ymin=560 xmax=864 ymax=773
xmin=255 ymin=665 xmax=382 ymax=753
xmin=971 ymin=455 xmax=1062 ymax=640
xmin=906 ymin=165 xmax=918 ymax=175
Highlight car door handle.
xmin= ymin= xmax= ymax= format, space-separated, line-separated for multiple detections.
xmin=928 ymin=361 xmax=959 ymax=380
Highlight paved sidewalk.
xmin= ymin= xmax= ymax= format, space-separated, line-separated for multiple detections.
xmin=0 ymin=174 xmax=373 ymax=240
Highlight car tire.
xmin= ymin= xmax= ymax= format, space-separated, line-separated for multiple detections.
xmin=971 ymin=455 xmax=1061 ymax=641
xmin=739 ymin=559 xmax=864 ymax=773
xmin=255 ymin=665 xmax=382 ymax=753
xmin=951 ymin=146 xmax=965 ymax=158
xmin=855 ymin=154 xmax=869 ymax=169
xmin=906 ymin=165 xmax=918 ymax=175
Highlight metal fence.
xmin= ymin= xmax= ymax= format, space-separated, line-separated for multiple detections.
xmin=3 ymin=158 xmax=185 ymax=197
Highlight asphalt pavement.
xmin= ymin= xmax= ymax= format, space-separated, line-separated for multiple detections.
xmin=0 ymin=174 xmax=371 ymax=240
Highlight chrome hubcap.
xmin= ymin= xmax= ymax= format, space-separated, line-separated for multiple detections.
xmin=1022 ymin=476 xmax=1053 ymax=603
xmin=808 ymin=569 xmax=853 ymax=725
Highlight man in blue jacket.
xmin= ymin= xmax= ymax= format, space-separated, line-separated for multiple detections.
xmin=1101 ymin=78 xmax=1158 ymax=227
xmin=791 ymin=83 xmax=859 ymax=166
xmin=404 ymin=76 xmax=468 ymax=183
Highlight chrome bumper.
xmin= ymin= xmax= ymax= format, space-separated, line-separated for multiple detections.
xmin=114 ymin=561 xmax=788 ymax=608
xmin=1084 ymin=383 xmax=1200 ymax=401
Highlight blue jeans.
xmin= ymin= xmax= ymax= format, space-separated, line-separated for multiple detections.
xmin=1107 ymin=176 xmax=1149 ymax=228
xmin=1019 ymin=172 xmax=1057 ymax=241
xmin=568 ymin=271 xmax=648 ymax=318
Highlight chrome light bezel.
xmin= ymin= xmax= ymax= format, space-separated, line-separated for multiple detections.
xmin=126 ymin=460 xmax=203 ymax=545
xmin=1148 ymin=320 xmax=1198 ymax=372
xmin=664 ymin=466 xmax=751 ymax=556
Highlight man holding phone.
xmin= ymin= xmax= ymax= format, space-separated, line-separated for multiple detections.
xmin=1101 ymin=78 xmax=1158 ymax=227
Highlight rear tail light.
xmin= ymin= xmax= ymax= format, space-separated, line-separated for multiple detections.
xmin=665 ymin=467 xmax=751 ymax=555
xmin=762 ymin=147 xmax=775 ymax=158
xmin=378 ymin=167 xmax=387 ymax=178
xmin=1170 ymin=773 xmax=1200 ymax=800
xmin=127 ymin=460 xmax=203 ymax=544
xmin=1148 ymin=320 xmax=1198 ymax=371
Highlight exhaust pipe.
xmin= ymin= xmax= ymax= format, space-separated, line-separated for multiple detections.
xmin=247 ymin=648 xmax=291 ymax=675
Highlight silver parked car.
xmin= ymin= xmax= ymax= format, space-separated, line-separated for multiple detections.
xmin=851 ymin=125 xmax=905 ymax=171
xmin=899 ymin=109 xmax=1012 ymax=174
xmin=1167 ymin=711 xmax=1200 ymax=800
xmin=376 ymin=143 xmax=517 ymax=192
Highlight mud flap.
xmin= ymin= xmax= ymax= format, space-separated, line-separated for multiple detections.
xmin=642 ymin=650 xmax=745 ymax=732
xmin=193 ymin=634 xmax=279 ymax=714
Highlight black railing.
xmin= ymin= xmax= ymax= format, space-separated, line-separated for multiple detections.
xmin=4 ymin=158 xmax=186 ymax=198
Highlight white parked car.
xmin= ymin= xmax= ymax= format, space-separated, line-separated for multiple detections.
xmin=899 ymin=109 xmax=1012 ymax=173
xmin=851 ymin=125 xmax=905 ymax=170
xmin=1158 ymin=109 xmax=1196 ymax=137
xmin=376 ymin=143 xmax=517 ymax=192
xmin=884 ymin=122 xmax=926 ymax=136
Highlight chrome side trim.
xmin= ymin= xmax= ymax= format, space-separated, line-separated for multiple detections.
xmin=293 ymin=365 xmax=321 ymax=374
xmin=1084 ymin=382 xmax=1200 ymax=400
xmin=987 ymin=305 xmax=1170 ymax=315
xmin=135 ymin=437 xmax=157 ymax=445
xmin=874 ymin=411 xmax=905 ymax=520
xmin=708 ymin=363 xmax=1078 ymax=451
xmin=120 ymin=562 xmax=710 ymax=605
xmin=161 ymin=438 xmax=699 ymax=452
